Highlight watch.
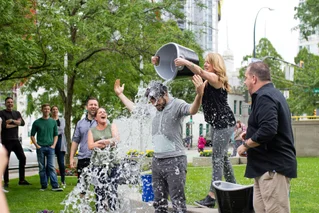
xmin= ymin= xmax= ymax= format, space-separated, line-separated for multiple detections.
xmin=243 ymin=140 xmax=250 ymax=149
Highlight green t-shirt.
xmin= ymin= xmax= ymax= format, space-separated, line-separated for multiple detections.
xmin=31 ymin=118 xmax=58 ymax=146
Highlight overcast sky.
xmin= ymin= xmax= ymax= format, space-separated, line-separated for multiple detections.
xmin=218 ymin=0 xmax=300 ymax=68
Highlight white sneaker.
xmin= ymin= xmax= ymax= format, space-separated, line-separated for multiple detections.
xmin=2 ymin=187 xmax=9 ymax=193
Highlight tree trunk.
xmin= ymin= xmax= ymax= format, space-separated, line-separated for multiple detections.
xmin=64 ymin=71 xmax=76 ymax=165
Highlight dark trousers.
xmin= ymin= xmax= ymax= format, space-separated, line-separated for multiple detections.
xmin=3 ymin=140 xmax=26 ymax=183
xmin=46 ymin=136 xmax=65 ymax=183
xmin=152 ymin=156 xmax=187 ymax=213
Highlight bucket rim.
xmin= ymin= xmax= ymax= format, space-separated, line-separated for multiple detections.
xmin=213 ymin=181 xmax=254 ymax=191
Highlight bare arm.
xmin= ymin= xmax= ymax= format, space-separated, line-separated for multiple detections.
xmin=114 ymin=79 xmax=136 ymax=112
xmin=0 ymin=146 xmax=9 ymax=213
xmin=70 ymin=142 xmax=79 ymax=168
xmin=189 ymin=75 xmax=204 ymax=115
xmin=51 ymin=135 xmax=58 ymax=148
xmin=174 ymin=58 xmax=221 ymax=88
xmin=31 ymin=136 xmax=41 ymax=149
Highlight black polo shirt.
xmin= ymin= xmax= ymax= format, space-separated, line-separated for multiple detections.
xmin=245 ymin=83 xmax=297 ymax=178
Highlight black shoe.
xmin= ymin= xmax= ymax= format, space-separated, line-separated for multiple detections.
xmin=19 ymin=180 xmax=32 ymax=185
xmin=194 ymin=195 xmax=216 ymax=208
xmin=52 ymin=187 xmax=63 ymax=192
xmin=3 ymin=183 xmax=8 ymax=189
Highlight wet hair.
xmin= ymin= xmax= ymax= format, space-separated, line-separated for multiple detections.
xmin=247 ymin=61 xmax=271 ymax=81
xmin=86 ymin=97 xmax=98 ymax=106
xmin=5 ymin=97 xmax=13 ymax=103
xmin=205 ymin=53 xmax=231 ymax=92
xmin=144 ymin=81 xmax=167 ymax=100
xmin=41 ymin=103 xmax=50 ymax=110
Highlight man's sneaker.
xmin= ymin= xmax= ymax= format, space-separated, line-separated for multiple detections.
xmin=52 ymin=187 xmax=63 ymax=192
xmin=194 ymin=195 xmax=216 ymax=208
xmin=19 ymin=180 xmax=32 ymax=185
xmin=40 ymin=186 xmax=47 ymax=191
xmin=2 ymin=187 xmax=9 ymax=193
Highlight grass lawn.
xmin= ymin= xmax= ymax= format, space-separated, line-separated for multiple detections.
xmin=4 ymin=157 xmax=319 ymax=212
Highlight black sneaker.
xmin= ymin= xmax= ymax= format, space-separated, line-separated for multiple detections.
xmin=194 ymin=195 xmax=216 ymax=208
xmin=3 ymin=182 xmax=8 ymax=189
xmin=19 ymin=180 xmax=32 ymax=185
xmin=52 ymin=187 xmax=63 ymax=192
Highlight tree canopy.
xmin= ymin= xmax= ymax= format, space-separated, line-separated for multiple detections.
xmin=294 ymin=0 xmax=319 ymax=40
xmin=2 ymin=0 xmax=204 ymax=156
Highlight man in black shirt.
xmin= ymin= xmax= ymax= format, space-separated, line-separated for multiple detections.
xmin=238 ymin=62 xmax=297 ymax=213
xmin=1 ymin=97 xmax=31 ymax=188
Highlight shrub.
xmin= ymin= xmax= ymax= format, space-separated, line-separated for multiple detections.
xmin=126 ymin=149 xmax=154 ymax=157
xmin=200 ymin=150 xmax=212 ymax=157
xmin=56 ymin=165 xmax=77 ymax=176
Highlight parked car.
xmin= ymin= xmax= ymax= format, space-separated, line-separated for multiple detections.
xmin=9 ymin=145 xmax=38 ymax=169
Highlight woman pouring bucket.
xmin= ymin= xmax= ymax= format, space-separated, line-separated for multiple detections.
xmin=152 ymin=43 xmax=236 ymax=209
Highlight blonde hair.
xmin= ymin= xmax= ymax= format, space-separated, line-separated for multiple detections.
xmin=205 ymin=53 xmax=231 ymax=92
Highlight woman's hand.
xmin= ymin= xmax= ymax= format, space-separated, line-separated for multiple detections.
xmin=174 ymin=58 xmax=189 ymax=67
xmin=192 ymin=75 xmax=206 ymax=96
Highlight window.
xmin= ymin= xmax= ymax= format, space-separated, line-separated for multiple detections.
xmin=239 ymin=101 xmax=242 ymax=115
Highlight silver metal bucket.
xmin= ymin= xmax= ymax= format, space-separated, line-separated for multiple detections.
xmin=153 ymin=42 xmax=199 ymax=80
xmin=213 ymin=181 xmax=255 ymax=213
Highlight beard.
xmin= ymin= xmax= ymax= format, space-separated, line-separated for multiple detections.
xmin=155 ymin=99 xmax=166 ymax=111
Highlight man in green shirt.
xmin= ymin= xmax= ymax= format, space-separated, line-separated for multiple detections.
xmin=31 ymin=104 xmax=62 ymax=191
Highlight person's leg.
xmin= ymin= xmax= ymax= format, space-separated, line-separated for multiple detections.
xmin=255 ymin=171 xmax=291 ymax=213
xmin=46 ymin=147 xmax=59 ymax=188
xmin=2 ymin=141 xmax=13 ymax=186
xmin=212 ymin=127 xmax=236 ymax=184
xmin=36 ymin=147 xmax=47 ymax=189
xmin=12 ymin=141 xmax=27 ymax=183
xmin=56 ymin=151 xmax=66 ymax=184
xmin=77 ymin=159 xmax=91 ymax=194
xmin=253 ymin=176 xmax=265 ymax=212
xmin=166 ymin=156 xmax=187 ymax=213
xmin=152 ymin=158 xmax=169 ymax=213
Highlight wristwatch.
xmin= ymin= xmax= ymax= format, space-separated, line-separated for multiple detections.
xmin=243 ymin=140 xmax=250 ymax=149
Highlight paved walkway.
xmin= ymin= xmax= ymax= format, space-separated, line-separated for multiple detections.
xmin=9 ymin=148 xmax=219 ymax=213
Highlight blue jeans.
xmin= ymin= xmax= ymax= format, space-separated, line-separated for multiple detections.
xmin=36 ymin=146 xmax=59 ymax=188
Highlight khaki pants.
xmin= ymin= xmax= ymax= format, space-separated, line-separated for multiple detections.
xmin=254 ymin=171 xmax=291 ymax=213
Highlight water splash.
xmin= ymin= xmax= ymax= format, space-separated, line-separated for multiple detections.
xmin=61 ymin=81 xmax=161 ymax=212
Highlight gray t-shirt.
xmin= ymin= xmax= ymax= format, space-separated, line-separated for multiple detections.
xmin=152 ymin=98 xmax=191 ymax=158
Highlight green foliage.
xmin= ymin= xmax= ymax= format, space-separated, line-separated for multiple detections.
xmin=239 ymin=38 xmax=291 ymax=90
xmin=294 ymin=0 xmax=319 ymax=40
xmin=8 ymin=0 xmax=204 ymax=156
xmin=287 ymin=48 xmax=319 ymax=115
xmin=0 ymin=0 xmax=43 ymax=82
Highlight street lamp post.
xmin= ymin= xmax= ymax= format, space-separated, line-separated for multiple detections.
xmin=253 ymin=7 xmax=274 ymax=58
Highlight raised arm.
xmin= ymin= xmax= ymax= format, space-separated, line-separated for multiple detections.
xmin=114 ymin=79 xmax=136 ymax=112
xmin=174 ymin=58 xmax=221 ymax=88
